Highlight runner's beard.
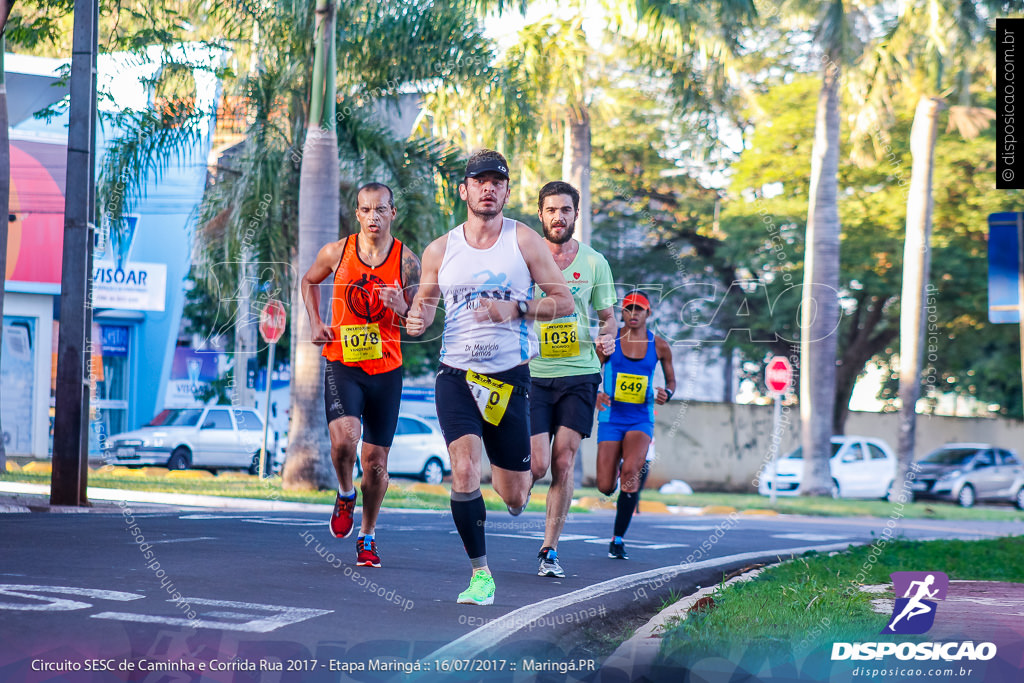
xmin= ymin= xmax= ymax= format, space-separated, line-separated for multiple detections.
xmin=544 ymin=221 xmax=575 ymax=245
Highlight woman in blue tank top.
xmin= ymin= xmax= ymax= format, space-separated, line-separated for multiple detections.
xmin=595 ymin=290 xmax=676 ymax=560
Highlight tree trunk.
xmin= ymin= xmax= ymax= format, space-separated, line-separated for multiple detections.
xmin=283 ymin=0 xmax=338 ymax=491
xmin=0 ymin=37 xmax=9 ymax=473
xmin=799 ymin=60 xmax=842 ymax=497
xmin=562 ymin=104 xmax=591 ymax=244
xmin=233 ymin=249 xmax=257 ymax=407
xmin=895 ymin=96 xmax=942 ymax=493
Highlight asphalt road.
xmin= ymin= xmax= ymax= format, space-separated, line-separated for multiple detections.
xmin=1 ymin=503 xmax=1020 ymax=682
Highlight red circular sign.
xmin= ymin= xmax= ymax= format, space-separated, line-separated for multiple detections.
xmin=259 ymin=300 xmax=287 ymax=344
xmin=765 ymin=356 xmax=793 ymax=395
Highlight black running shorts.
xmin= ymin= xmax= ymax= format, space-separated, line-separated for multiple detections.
xmin=324 ymin=361 xmax=402 ymax=448
xmin=530 ymin=373 xmax=601 ymax=439
xmin=434 ymin=363 xmax=532 ymax=472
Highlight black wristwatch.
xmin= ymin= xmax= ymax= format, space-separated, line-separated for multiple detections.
xmin=516 ymin=300 xmax=529 ymax=318
xmin=664 ymin=388 xmax=674 ymax=400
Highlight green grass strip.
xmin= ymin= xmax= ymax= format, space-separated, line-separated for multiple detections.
xmin=657 ymin=535 xmax=1024 ymax=667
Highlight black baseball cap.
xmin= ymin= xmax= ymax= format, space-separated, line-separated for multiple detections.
xmin=465 ymin=153 xmax=510 ymax=180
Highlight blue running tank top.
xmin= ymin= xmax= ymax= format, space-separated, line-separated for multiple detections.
xmin=599 ymin=329 xmax=658 ymax=426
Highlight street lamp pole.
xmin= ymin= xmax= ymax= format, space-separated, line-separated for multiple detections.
xmin=51 ymin=0 xmax=98 ymax=506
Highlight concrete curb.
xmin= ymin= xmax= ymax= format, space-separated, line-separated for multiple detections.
xmin=602 ymin=566 xmax=768 ymax=678
xmin=413 ymin=542 xmax=853 ymax=672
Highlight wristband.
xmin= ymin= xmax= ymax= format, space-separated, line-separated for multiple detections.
xmin=664 ymin=388 xmax=674 ymax=400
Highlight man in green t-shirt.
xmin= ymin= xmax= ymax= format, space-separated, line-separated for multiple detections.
xmin=530 ymin=181 xmax=618 ymax=578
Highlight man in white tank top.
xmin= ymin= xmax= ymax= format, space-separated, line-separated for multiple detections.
xmin=406 ymin=150 xmax=573 ymax=605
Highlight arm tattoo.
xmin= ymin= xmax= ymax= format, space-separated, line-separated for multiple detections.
xmin=402 ymin=246 xmax=421 ymax=305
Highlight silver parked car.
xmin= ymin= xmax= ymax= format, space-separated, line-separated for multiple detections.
xmin=912 ymin=444 xmax=1024 ymax=508
xmin=105 ymin=406 xmax=270 ymax=473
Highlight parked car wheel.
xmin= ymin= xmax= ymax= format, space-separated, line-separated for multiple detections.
xmin=167 ymin=447 xmax=191 ymax=470
xmin=421 ymin=457 xmax=445 ymax=485
xmin=957 ymin=484 xmax=976 ymax=508
xmin=830 ymin=479 xmax=841 ymax=499
xmin=248 ymin=451 xmax=267 ymax=476
xmin=1015 ymin=486 xmax=1024 ymax=511
xmin=881 ymin=480 xmax=895 ymax=501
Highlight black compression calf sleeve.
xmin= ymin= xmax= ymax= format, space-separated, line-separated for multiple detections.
xmin=614 ymin=490 xmax=639 ymax=538
xmin=451 ymin=489 xmax=487 ymax=561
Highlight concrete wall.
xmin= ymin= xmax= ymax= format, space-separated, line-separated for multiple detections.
xmin=577 ymin=401 xmax=1023 ymax=492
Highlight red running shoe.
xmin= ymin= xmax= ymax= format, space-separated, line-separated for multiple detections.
xmin=330 ymin=493 xmax=356 ymax=538
xmin=356 ymin=538 xmax=381 ymax=567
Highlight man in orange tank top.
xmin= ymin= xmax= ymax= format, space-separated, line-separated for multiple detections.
xmin=300 ymin=183 xmax=421 ymax=568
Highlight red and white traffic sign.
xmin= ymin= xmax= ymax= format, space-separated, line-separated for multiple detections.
xmin=259 ymin=299 xmax=287 ymax=344
xmin=765 ymin=356 xmax=793 ymax=395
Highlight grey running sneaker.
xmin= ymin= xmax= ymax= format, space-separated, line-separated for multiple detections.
xmin=608 ymin=540 xmax=628 ymax=560
xmin=537 ymin=547 xmax=565 ymax=578
xmin=507 ymin=491 xmax=530 ymax=516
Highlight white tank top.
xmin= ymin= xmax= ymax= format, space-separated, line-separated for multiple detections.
xmin=438 ymin=218 xmax=538 ymax=372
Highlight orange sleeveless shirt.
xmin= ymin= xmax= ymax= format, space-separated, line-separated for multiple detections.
xmin=322 ymin=234 xmax=404 ymax=374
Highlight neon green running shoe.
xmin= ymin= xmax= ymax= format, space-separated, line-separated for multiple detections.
xmin=457 ymin=571 xmax=495 ymax=605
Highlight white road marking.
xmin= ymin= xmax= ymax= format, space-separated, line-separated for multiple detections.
xmin=0 ymin=585 xmax=144 ymax=612
xmin=771 ymin=533 xmax=848 ymax=542
xmin=653 ymin=525 xmax=718 ymax=531
xmin=148 ymin=537 xmax=217 ymax=544
xmin=582 ymin=539 xmax=689 ymax=549
xmin=93 ymin=598 xmax=332 ymax=633
xmin=179 ymin=514 xmax=325 ymax=526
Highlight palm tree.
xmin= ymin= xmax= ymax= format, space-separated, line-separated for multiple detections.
xmin=857 ymin=0 xmax=1023 ymax=494
xmin=421 ymin=2 xmax=757 ymax=239
xmin=286 ymin=0 xmax=340 ymax=490
xmin=788 ymin=0 xmax=869 ymax=496
xmin=192 ymin=0 xmax=494 ymax=490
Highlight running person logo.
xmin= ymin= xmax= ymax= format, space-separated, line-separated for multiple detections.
xmin=345 ymin=274 xmax=388 ymax=322
xmin=882 ymin=571 xmax=949 ymax=635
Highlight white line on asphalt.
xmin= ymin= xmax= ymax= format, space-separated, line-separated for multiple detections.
xmin=582 ymin=539 xmax=690 ymax=549
xmin=148 ymin=537 xmax=217 ymax=544
xmin=771 ymin=533 xmax=849 ymax=542
xmin=93 ymin=598 xmax=332 ymax=633
xmin=419 ymin=542 xmax=853 ymax=665
xmin=0 ymin=585 xmax=144 ymax=612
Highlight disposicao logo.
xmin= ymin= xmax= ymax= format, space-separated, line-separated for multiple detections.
xmin=831 ymin=570 xmax=997 ymax=663
xmin=883 ymin=571 xmax=948 ymax=635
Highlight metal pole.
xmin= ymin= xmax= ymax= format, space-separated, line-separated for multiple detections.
xmin=259 ymin=342 xmax=276 ymax=479
xmin=1017 ymin=214 xmax=1024 ymax=420
xmin=51 ymin=0 xmax=98 ymax=506
xmin=769 ymin=395 xmax=780 ymax=506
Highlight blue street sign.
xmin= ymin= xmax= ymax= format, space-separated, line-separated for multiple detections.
xmin=988 ymin=212 xmax=1023 ymax=324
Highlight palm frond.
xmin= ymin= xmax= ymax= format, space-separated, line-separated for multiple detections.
xmin=98 ymin=106 xmax=207 ymax=243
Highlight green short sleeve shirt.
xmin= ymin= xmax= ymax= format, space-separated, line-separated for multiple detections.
xmin=530 ymin=242 xmax=618 ymax=378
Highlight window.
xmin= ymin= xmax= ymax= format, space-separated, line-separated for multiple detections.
xmin=973 ymin=450 xmax=995 ymax=468
xmin=236 ymin=410 xmax=263 ymax=431
xmin=868 ymin=444 xmax=889 ymax=460
xmin=841 ymin=443 xmax=864 ymax=463
xmin=999 ymin=450 xmax=1020 ymax=466
xmin=202 ymin=410 xmax=233 ymax=430
xmin=397 ymin=417 xmax=431 ymax=435
xmin=154 ymin=409 xmax=203 ymax=427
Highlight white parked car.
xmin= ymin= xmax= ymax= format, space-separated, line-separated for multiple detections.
xmin=758 ymin=435 xmax=897 ymax=499
xmin=105 ymin=406 xmax=270 ymax=473
xmin=354 ymin=413 xmax=450 ymax=484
